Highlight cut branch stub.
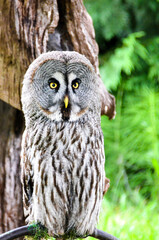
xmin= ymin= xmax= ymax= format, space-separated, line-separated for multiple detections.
xmin=0 ymin=0 xmax=115 ymax=119
xmin=98 ymin=78 xmax=116 ymax=119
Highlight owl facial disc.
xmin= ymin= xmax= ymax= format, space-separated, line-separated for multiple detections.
xmin=22 ymin=51 xmax=100 ymax=124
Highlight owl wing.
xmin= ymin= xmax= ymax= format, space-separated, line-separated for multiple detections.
xmin=21 ymin=160 xmax=33 ymax=219
xmin=21 ymin=131 xmax=33 ymax=219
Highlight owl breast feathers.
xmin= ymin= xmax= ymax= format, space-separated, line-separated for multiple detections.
xmin=21 ymin=51 xmax=106 ymax=239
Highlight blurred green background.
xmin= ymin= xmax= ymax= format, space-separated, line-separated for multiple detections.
xmin=84 ymin=0 xmax=159 ymax=239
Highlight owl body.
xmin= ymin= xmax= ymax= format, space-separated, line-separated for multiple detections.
xmin=21 ymin=51 xmax=105 ymax=238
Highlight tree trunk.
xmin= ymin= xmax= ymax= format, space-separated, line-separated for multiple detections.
xmin=0 ymin=100 xmax=25 ymax=235
xmin=0 ymin=0 xmax=115 ymax=237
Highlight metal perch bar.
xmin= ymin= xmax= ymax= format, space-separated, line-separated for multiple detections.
xmin=0 ymin=225 xmax=36 ymax=240
xmin=90 ymin=228 xmax=120 ymax=240
xmin=0 ymin=225 xmax=120 ymax=240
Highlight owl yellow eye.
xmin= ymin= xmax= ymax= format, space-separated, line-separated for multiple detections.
xmin=72 ymin=82 xmax=79 ymax=89
xmin=72 ymin=79 xmax=81 ymax=90
xmin=50 ymin=82 xmax=58 ymax=89
xmin=48 ymin=78 xmax=59 ymax=91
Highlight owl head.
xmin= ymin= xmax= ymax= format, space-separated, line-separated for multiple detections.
xmin=22 ymin=51 xmax=106 ymax=126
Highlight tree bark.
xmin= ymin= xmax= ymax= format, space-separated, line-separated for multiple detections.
xmin=0 ymin=0 xmax=115 ymax=118
xmin=0 ymin=100 xmax=25 ymax=236
xmin=0 ymin=0 xmax=115 ymax=236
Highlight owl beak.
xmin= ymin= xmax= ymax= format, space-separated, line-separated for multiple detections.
xmin=64 ymin=95 xmax=69 ymax=109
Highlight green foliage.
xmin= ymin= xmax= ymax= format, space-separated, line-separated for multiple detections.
xmin=101 ymin=89 xmax=159 ymax=202
xmin=25 ymin=223 xmax=53 ymax=240
xmin=85 ymin=0 xmax=159 ymax=46
xmin=84 ymin=0 xmax=129 ymax=43
xmin=147 ymin=37 xmax=159 ymax=82
xmin=100 ymin=32 xmax=148 ymax=90
xmin=87 ymin=197 xmax=159 ymax=240
xmin=85 ymin=0 xmax=159 ymax=203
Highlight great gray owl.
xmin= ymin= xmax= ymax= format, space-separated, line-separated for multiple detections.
xmin=21 ymin=51 xmax=110 ymax=239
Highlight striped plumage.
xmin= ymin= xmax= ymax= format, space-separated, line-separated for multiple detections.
xmin=21 ymin=51 xmax=106 ymax=239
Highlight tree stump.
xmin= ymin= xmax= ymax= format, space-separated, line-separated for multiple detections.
xmin=0 ymin=0 xmax=115 ymax=237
